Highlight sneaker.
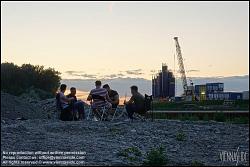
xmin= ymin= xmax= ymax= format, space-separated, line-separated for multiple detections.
xmin=93 ymin=117 xmax=99 ymax=122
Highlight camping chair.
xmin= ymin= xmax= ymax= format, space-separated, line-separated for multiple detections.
xmin=88 ymin=94 xmax=110 ymax=121
xmin=56 ymin=93 xmax=62 ymax=119
xmin=86 ymin=105 xmax=93 ymax=120
xmin=133 ymin=94 xmax=153 ymax=121
xmin=111 ymin=105 xmax=128 ymax=121
xmin=55 ymin=93 xmax=73 ymax=121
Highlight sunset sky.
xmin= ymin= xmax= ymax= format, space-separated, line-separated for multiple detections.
xmin=1 ymin=1 xmax=249 ymax=80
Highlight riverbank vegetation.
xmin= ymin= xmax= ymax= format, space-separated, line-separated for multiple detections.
xmin=1 ymin=62 xmax=61 ymax=100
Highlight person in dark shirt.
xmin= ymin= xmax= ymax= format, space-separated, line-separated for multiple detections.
xmin=124 ymin=85 xmax=145 ymax=120
xmin=66 ymin=87 xmax=77 ymax=102
xmin=66 ymin=87 xmax=85 ymax=120
xmin=103 ymin=84 xmax=119 ymax=109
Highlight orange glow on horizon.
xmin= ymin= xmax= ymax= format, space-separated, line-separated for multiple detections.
xmin=65 ymin=89 xmax=129 ymax=105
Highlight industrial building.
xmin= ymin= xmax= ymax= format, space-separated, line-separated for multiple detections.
xmin=152 ymin=64 xmax=175 ymax=99
xmin=195 ymin=83 xmax=224 ymax=100
xmin=194 ymin=84 xmax=207 ymax=100
xmin=206 ymin=83 xmax=224 ymax=93
xmin=195 ymin=83 xmax=244 ymax=100
xmin=242 ymin=91 xmax=249 ymax=100
xmin=207 ymin=92 xmax=242 ymax=100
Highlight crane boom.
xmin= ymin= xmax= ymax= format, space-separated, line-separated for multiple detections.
xmin=174 ymin=37 xmax=188 ymax=94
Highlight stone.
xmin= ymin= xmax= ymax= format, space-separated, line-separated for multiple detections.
xmin=131 ymin=129 xmax=137 ymax=133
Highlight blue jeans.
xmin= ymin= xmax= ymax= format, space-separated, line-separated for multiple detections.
xmin=73 ymin=100 xmax=85 ymax=119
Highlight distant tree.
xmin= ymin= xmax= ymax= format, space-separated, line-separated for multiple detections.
xmin=1 ymin=62 xmax=61 ymax=99
xmin=1 ymin=62 xmax=23 ymax=95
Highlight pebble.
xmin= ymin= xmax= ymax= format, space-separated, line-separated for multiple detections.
xmin=131 ymin=129 xmax=137 ymax=133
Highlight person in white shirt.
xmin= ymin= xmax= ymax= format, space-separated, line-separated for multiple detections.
xmin=58 ymin=84 xmax=75 ymax=121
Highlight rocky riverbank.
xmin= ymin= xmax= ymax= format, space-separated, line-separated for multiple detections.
xmin=1 ymin=118 xmax=249 ymax=166
xmin=1 ymin=92 xmax=249 ymax=166
xmin=1 ymin=92 xmax=48 ymax=120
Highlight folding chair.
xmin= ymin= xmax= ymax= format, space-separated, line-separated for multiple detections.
xmin=86 ymin=105 xmax=93 ymax=120
xmin=111 ymin=106 xmax=128 ymax=121
xmin=55 ymin=93 xmax=62 ymax=119
xmin=88 ymin=94 xmax=110 ymax=121
xmin=55 ymin=93 xmax=73 ymax=121
xmin=86 ymin=105 xmax=108 ymax=121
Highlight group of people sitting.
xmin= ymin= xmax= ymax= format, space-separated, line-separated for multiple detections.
xmin=56 ymin=80 xmax=147 ymax=121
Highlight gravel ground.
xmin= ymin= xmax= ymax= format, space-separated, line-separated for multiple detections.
xmin=1 ymin=92 xmax=47 ymax=120
xmin=1 ymin=92 xmax=249 ymax=166
xmin=1 ymin=119 xmax=249 ymax=166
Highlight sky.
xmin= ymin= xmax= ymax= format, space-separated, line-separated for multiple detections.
xmin=1 ymin=1 xmax=249 ymax=80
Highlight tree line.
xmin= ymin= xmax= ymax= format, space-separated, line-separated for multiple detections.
xmin=1 ymin=62 xmax=61 ymax=99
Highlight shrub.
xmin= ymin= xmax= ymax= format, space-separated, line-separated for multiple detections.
xmin=117 ymin=147 xmax=142 ymax=159
xmin=143 ymin=145 xmax=168 ymax=166
xmin=191 ymin=160 xmax=204 ymax=166
xmin=176 ymin=130 xmax=186 ymax=141
xmin=1 ymin=62 xmax=61 ymax=98
xmin=20 ymin=87 xmax=54 ymax=100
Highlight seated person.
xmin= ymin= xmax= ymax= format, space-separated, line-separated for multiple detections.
xmin=124 ymin=85 xmax=145 ymax=120
xmin=103 ymin=84 xmax=119 ymax=109
xmin=87 ymin=80 xmax=112 ymax=120
xmin=58 ymin=84 xmax=75 ymax=121
xmin=66 ymin=87 xmax=85 ymax=120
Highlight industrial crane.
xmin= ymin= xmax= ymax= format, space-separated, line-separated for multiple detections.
xmin=174 ymin=37 xmax=194 ymax=101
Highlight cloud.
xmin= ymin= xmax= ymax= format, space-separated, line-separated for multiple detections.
xmin=125 ymin=69 xmax=144 ymax=75
xmin=117 ymin=73 xmax=125 ymax=77
xmin=65 ymin=71 xmax=85 ymax=75
xmin=186 ymin=69 xmax=200 ymax=73
xmin=102 ymin=73 xmax=125 ymax=79
xmin=214 ymin=76 xmax=225 ymax=78
xmin=64 ymin=71 xmax=97 ymax=79
xmin=79 ymin=74 xmax=97 ymax=79
xmin=65 ymin=70 xmax=128 ymax=80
